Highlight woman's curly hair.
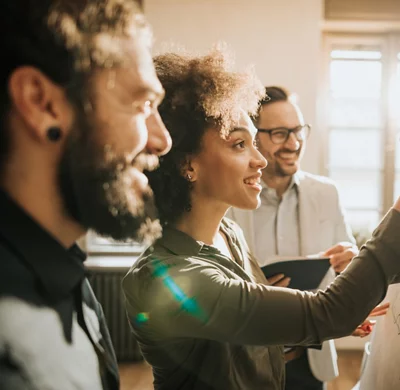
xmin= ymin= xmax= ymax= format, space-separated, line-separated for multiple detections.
xmin=147 ymin=47 xmax=264 ymax=226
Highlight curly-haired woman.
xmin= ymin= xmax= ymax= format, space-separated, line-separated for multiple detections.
xmin=123 ymin=48 xmax=400 ymax=390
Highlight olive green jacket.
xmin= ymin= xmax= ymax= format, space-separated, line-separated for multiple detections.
xmin=123 ymin=211 xmax=400 ymax=390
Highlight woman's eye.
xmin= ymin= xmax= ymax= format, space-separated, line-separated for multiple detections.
xmin=234 ymin=141 xmax=245 ymax=149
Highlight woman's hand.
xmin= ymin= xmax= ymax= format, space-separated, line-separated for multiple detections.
xmin=394 ymin=196 xmax=400 ymax=211
xmin=351 ymin=302 xmax=390 ymax=337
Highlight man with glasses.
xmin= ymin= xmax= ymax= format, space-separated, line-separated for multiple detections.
xmin=227 ymin=86 xmax=358 ymax=390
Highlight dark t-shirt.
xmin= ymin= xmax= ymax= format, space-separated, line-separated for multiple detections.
xmin=0 ymin=190 xmax=119 ymax=390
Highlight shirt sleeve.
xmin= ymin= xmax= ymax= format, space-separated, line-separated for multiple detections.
xmin=123 ymin=209 xmax=400 ymax=347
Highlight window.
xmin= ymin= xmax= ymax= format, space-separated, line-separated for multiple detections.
xmin=322 ymin=34 xmax=400 ymax=233
xmin=393 ymin=53 xmax=400 ymax=201
xmin=85 ymin=231 xmax=145 ymax=254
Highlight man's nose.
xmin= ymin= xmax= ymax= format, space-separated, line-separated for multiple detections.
xmin=145 ymin=111 xmax=172 ymax=156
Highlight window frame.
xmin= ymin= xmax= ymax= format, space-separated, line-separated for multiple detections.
xmin=320 ymin=32 xmax=400 ymax=227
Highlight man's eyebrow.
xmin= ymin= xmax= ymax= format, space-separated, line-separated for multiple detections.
xmin=133 ymin=86 xmax=165 ymax=103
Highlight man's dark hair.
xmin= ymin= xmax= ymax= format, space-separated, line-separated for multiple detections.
xmin=262 ymin=86 xmax=290 ymax=105
xmin=251 ymin=85 xmax=292 ymax=126
xmin=0 ymin=0 xmax=148 ymax=169
xmin=147 ymin=48 xmax=264 ymax=226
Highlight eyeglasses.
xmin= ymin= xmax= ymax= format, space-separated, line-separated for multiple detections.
xmin=257 ymin=124 xmax=311 ymax=145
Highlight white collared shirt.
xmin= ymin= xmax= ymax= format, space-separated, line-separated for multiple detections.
xmin=253 ymin=175 xmax=300 ymax=267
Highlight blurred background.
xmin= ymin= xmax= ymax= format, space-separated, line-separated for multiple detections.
xmin=145 ymin=0 xmax=400 ymax=237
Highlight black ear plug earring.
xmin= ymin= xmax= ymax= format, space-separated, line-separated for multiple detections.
xmin=47 ymin=127 xmax=62 ymax=142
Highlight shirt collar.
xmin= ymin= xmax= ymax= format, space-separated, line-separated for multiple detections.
xmin=156 ymin=226 xmax=204 ymax=256
xmin=156 ymin=219 xmax=240 ymax=258
xmin=261 ymin=172 xmax=300 ymax=193
xmin=292 ymin=172 xmax=300 ymax=187
xmin=0 ymin=189 xmax=86 ymax=302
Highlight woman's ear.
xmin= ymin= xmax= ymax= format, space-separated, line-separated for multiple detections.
xmin=181 ymin=157 xmax=197 ymax=182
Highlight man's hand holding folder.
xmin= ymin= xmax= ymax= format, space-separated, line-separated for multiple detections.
xmin=268 ymin=273 xmax=291 ymax=287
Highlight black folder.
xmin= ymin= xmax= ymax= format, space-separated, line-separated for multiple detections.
xmin=261 ymin=257 xmax=331 ymax=291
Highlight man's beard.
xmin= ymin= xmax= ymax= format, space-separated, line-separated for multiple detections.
xmin=58 ymin=110 xmax=162 ymax=245
xmin=274 ymin=162 xmax=293 ymax=177
xmin=273 ymin=150 xmax=300 ymax=177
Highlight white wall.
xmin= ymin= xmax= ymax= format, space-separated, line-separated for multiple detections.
xmin=145 ymin=0 xmax=324 ymax=174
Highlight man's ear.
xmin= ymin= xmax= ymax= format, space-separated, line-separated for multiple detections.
xmin=7 ymin=66 xmax=74 ymax=143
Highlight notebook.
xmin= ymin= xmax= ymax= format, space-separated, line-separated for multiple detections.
xmin=261 ymin=257 xmax=331 ymax=291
